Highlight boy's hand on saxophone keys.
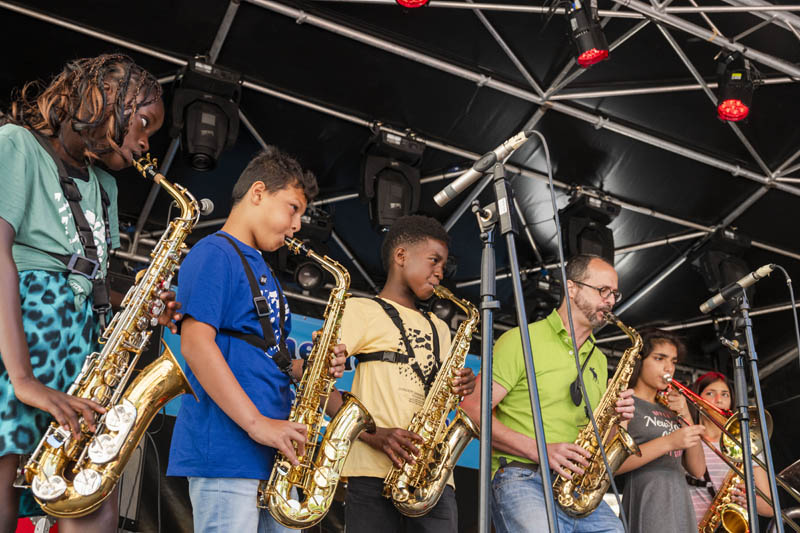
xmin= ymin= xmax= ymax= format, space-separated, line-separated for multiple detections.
xmin=249 ymin=418 xmax=308 ymax=466
xmin=329 ymin=343 xmax=347 ymax=378
xmin=451 ymin=367 xmax=476 ymax=396
xmin=363 ymin=427 xmax=423 ymax=468
xmin=155 ymin=290 xmax=182 ymax=334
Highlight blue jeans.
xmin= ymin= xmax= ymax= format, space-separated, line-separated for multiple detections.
xmin=492 ymin=467 xmax=623 ymax=533
xmin=188 ymin=477 xmax=292 ymax=533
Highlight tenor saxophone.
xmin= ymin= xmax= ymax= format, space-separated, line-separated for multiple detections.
xmin=258 ymin=237 xmax=376 ymax=529
xmin=23 ymin=155 xmax=198 ymax=518
xmin=383 ymin=285 xmax=480 ymax=517
xmin=552 ymin=312 xmax=643 ymax=517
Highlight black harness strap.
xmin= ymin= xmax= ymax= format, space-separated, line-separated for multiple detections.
xmin=361 ymin=297 xmax=441 ymax=395
xmin=31 ymin=133 xmax=112 ymax=325
xmin=216 ymin=233 xmax=294 ymax=382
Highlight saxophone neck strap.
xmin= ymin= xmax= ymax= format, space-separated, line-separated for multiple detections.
xmin=366 ymin=296 xmax=441 ymax=395
xmin=31 ymin=132 xmax=112 ymax=326
xmin=217 ymin=233 xmax=295 ymax=382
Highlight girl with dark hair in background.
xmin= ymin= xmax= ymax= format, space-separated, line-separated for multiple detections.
xmin=0 ymin=53 xmax=179 ymax=533
xmin=616 ymin=329 xmax=707 ymax=533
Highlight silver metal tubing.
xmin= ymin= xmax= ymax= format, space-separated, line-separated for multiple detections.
xmin=659 ymin=24 xmax=773 ymax=177
xmin=779 ymin=161 xmax=800 ymax=177
xmin=0 ymin=1 xmax=187 ymax=66
xmin=609 ymin=0 xmax=800 ymax=79
xmin=209 ymin=0 xmax=241 ymax=62
xmin=759 ymin=346 xmax=800 ymax=380
xmin=6 ymin=0 xmax=800 ymax=259
xmin=312 ymin=0 xmax=644 ymax=17
xmin=239 ymin=109 xmax=270 ymax=150
xmin=596 ymin=300 xmax=800 ymax=344
xmin=330 ymin=230 xmax=379 ymax=293
xmin=664 ymin=5 xmax=800 ymax=13
xmin=776 ymin=177 xmax=800 ymax=184
xmin=612 ymin=252 xmax=692 ymax=317
xmin=464 ymin=0 xmax=543 ymax=96
xmin=245 ymin=0 xmax=800 ymax=196
xmin=720 ymin=0 xmax=800 ymax=35
xmin=776 ymin=147 xmax=800 ymax=174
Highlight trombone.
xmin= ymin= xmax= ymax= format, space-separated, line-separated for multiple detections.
xmin=661 ymin=375 xmax=800 ymax=532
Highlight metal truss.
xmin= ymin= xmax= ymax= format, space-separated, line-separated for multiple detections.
xmin=5 ymin=0 xmax=800 ymax=323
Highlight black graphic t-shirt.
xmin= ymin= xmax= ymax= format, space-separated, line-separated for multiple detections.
xmin=338 ymin=297 xmax=452 ymax=480
xmin=621 ymin=396 xmax=697 ymax=533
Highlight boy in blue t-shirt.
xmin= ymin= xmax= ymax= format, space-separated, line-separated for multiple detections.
xmin=167 ymin=147 xmax=346 ymax=533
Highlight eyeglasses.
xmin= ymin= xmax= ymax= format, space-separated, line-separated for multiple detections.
xmin=572 ymin=280 xmax=623 ymax=303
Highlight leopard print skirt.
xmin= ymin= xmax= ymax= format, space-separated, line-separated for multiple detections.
xmin=0 ymin=270 xmax=100 ymax=457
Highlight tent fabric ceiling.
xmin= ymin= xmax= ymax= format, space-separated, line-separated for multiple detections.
xmin=2 ymin=0 xmax=800 ymax=374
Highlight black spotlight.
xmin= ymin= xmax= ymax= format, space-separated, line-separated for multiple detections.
xmin=566 ymin=0 xmax=609 ymax=68
xmin=524 ymin=275 xmax=562 ymax=323
xmin=558 ymin=192 xmax=620 ymax=264
xmin=691 ymin=228 xmax=753 ymax=315
xmin=716 ymin=53 xmax=756 ymax=122
xmin=360 ymin=130 xmax=425 ymax=231
xmin=170 ymin=57 xmax=242 ymax=171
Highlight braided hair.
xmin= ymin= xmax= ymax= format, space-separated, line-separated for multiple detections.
xmin=3 ymin=53 xmax=162 ymax=162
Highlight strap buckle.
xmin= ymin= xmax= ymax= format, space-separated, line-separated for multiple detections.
xmin=66 ymin=254 xmax=99 ymax=280
xmin=253 ymin=296 xmax=271 ymax=317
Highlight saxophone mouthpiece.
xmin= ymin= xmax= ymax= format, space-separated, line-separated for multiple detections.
xmin=603 ymin=311 xmax=617 ymax=324
xmin=284 ymin=237 xmax=308 ymax=255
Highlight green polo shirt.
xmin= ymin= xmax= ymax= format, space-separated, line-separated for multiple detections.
xmin=491 ymin=309 xmax=608 ymax=476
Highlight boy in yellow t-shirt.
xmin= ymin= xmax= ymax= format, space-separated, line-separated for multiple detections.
xmin=327 ymin=215 xmax=475 ymax=533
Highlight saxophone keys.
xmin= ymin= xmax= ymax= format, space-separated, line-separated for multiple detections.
xmin=31 ymin=474 xmax=67 ymax=501
xmin=73 ymin=469 xmax=102 ymax=496
xmin=313 ymin=466 xmax=336 ymax=488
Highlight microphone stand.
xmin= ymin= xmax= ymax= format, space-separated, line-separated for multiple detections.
xmin=732 ymin=290 xmax=785 ymax=531
xmin=473 ymin=162 xmax=559 ymax=533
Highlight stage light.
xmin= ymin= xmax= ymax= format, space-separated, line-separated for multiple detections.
xmin=691 ymin=228 xmax=753 ymax=315
xmin=295 ymin=261 xmax=325 ymax=291
xmin=360 ymin=131 xmax=425 ymax=231
xmin=566 ymin=1 xmax=609 ymax=68
xmin=716 ymin=53 xmax=755 ymax=122
xmin=170 ymin=57 xmax=242 ymax=171
xmin=558 ymin=192 xmax=620 ymax=264
xmin=396 ymin=0 xmax=429 ymax=7
xmin=524 ymin=275 xmax=562 ymax=322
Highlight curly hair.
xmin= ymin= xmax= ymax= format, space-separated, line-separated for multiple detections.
xmin=380 ymin=215 xmax=449 ymax=273
xmin=3 ymin=53 xmax=162 ymax=162
xmin=231 ymin=145 xmax=318 ymax=205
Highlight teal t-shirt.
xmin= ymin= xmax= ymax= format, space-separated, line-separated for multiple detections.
xmin=0 ymin=124 xmax=120 ymax=304
xmin=491 ymin=309 xmax=608 ymax=475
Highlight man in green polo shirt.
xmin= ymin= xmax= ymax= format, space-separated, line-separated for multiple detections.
xmin=462 ymin=254 xmax=635 ymax=533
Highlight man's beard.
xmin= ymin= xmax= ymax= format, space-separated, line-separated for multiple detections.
xmin=574 ymin=290 xmax=609 ymax=328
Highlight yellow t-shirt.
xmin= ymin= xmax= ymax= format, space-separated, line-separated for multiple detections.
xmin=339 ymin=296 xmax=452 ymax=482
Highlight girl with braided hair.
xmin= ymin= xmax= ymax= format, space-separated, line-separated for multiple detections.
xmin=0 ymin=53 xmax=179 ymax=532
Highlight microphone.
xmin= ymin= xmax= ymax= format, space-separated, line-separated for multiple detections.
xmin=198 ymin=198 xmax=215 ymax=216
xmin=433 ymin=127 xmax=535 ymax=207
xmin=699 ymin=264 xmax=775 ymax=314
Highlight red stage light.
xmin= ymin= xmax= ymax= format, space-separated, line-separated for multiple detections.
xmin=577 ymin=48 xmax=609 ymax=68
xmin=717 ymin=99 xmax=750 ymax=121
xmin=396 ymin=0 xmax=429 ymax=7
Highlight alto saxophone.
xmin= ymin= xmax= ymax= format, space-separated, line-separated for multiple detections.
xmin=699 ymin=468 xmax=749 ymax=533
xmin=258 ymin=237 xmax=376 ymax=529
xmin=23 ymin=155 xmax=198 ymax=518
xmin=553 ymin=312 xmax=643 ymax=517
xmin=383 ymin=285 xmax=480 ymax=517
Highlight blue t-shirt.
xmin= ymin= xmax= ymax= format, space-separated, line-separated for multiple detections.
xmin=167 ymin=231 xmax=293 ymax=479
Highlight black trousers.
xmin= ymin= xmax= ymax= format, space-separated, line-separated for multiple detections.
xmin=344 ymin=476 xmax=458 ymax=533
